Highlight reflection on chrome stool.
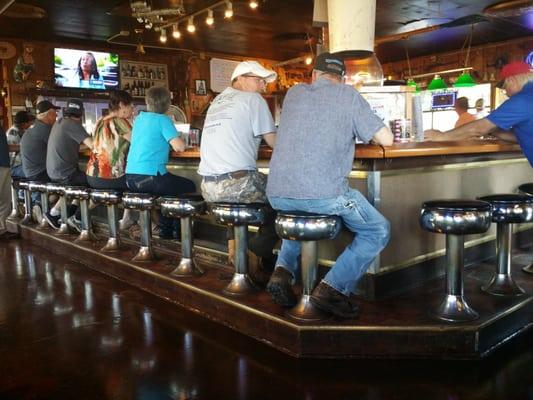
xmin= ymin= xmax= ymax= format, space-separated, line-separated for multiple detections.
xmin=7 ymin=177 xmax=23 ymax=221
xmin=159 ymin=194 xmax=206 ymax=277
xmin=28 ymin=181 xmax=49 ymax=230
xmin=46 ymin=183 xmax=69 ymax=235
xmin=90 ymin=190 xmax=122 ymax=252
xmin=420 ymin=200 xmax=492 ymax=322
xmin=18 ymin=180 xmax=32 ymax=226
xmin=275 ymin=212 xmax=342 ymax=322
xmin=210 ymin=203 xmax=266 ymax=296
xmin=64 ymin=186 xmax=96 ymax=243
xmin=517 ymin=183 xmax=533 ymax=275
xmin=123 ymin=192 xmax=157 ymax=262
xmin=477 ymin=194 xmax=531 ymax=296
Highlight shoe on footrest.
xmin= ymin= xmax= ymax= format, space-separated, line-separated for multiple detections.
xmin=44 ymin=212 xmax=61 ymax=230
xmin=66 ymin=216 xmax=82 ymax=233
xmin=266 ymin=267 xmax=297 ymax=307
xmin=309 ymin=282 xmax=359 ymax=319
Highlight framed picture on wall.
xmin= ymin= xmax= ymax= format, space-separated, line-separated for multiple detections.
xmin=195 ymin=79 xmax=207 ymax=96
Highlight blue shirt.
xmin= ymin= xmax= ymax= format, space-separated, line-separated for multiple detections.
xmin=488 ymin=82 xmax=533 ymax=166
xmin=126 ymin=111 xmax=179 ymax=176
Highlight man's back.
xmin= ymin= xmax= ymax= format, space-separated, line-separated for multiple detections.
xmin=267 ymin=79 xmax=384 ymax=199
xmin=21 ymin=120 xmax=51 ymax=178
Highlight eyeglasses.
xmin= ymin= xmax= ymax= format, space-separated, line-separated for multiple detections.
xmin=241 ymin=74 xmax=266 ymax=84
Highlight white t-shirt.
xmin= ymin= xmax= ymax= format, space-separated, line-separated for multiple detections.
xmin=198 ymin=87 xmax=275 ymax=176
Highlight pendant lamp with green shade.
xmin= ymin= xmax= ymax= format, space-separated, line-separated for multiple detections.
xmin=427 ymin=74 xmax=447 ymax=91
xmin=453 ymin=70 xmax=476 ymax=87
xmin=406 ymin=78 xmax=420 ymax=92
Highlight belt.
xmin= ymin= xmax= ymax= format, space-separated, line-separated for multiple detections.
xmin=202 ymin=169 xmax=252 ymax=182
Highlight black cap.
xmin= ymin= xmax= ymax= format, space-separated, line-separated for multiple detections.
xmin=65 ymin=99 xmax=84 ymax=116
xmin=14 ymin=111 xmax=35 ymax=124
xmin=314 ymin=52 xmax=346 ymax=77
xmin=36 ymin=100 xmax=60 ymax=114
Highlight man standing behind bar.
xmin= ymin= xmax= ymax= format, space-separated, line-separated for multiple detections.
xmin=265 ymin=53 xmax=393 ymax=318
xmin=425 ymin=61 xmax=533 ymax=162
xmin=0 ymin=122 xmax=19 ymax=240
xmin=198 ymin=61 xmax=278 ymax=273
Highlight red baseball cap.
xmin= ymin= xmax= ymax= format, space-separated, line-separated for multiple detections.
xmin=496 ymin=61 xmax=531 ymax=88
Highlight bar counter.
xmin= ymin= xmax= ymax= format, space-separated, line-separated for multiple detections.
xmin=9 ymin=139 xmax=531 ymax=299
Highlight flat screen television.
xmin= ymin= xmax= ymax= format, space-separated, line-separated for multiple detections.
xmin=54 ymin=48 xmax=119 ymax=90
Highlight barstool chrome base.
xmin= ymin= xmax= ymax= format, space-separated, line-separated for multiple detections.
xmin=101 ymin=237 xmax=120 ymax=252
xmin=36 ymin=218 xmax=49 ymax=230
xmin=522 ymin=263 xmax=533 ymax=274
xmin=132 ymin=246 xmax=155 ymax=262
xmin=20 ymin=215 xmax=32 ymax=226
xmin=171 ymin=257 xmax=203 ymax=277
xmin=286 ymin=294 xmax=328 ymax=322
xmin=430 ymin=294 xmax=479 ymax=322
xmin=57 ymin=222 xmax=70 ymax=235
xmin=75 ymin=229 xmax=97 ymax=243
xmin=223 ymin=273 xmax=257 ymax=296
xmin=481 ymin=273 xmax=525 ymax=296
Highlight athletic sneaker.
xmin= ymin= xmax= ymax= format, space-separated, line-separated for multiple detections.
xmin=44 ymin=212 xmax=61 ymax=230
xmin=66 ymin=216 xmax=82 ymax=233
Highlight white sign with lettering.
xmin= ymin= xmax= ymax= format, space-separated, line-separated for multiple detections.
xmin=209 ymin=58 xmax=241 ymax=93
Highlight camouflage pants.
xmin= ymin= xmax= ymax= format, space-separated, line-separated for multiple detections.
xmin=201 ymin=171 xmax=277 ymax=265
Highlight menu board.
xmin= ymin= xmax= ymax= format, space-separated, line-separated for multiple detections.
xmin=209 ymin=58 xmax=241 ymax=93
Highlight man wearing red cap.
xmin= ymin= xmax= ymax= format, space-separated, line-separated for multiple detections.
xmin=425 ymin=61 xmax=533 ymax=165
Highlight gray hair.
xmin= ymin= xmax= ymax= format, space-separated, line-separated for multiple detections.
xmin=145 ymin=86 xmax=171 ymax=114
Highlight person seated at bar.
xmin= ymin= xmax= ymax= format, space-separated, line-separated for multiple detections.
xmin=86 ymin=90 xmax=135 ymax=229
xmin=7 ymin=110 xmax=35 ymax=178
xmin=265 ymin=53 xmax=393 ymax=319
xmin=20 ymin=100 xmax=61 ymax=222
xmin=198 ymin=60 xmax=278 ymax=275
xmin=454 ymin=97 xmax=475 ymax=128
xmin=125 ymin=86 xmax=195 ymax=239
xmin=44 ymin=99 xmax=93 ymax=230
xmin=0 ymin=121 xmax=19 ymax=240
xmin=425 ymin=61 xmax=533 ymax=164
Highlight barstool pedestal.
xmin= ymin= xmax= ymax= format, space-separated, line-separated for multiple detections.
xmin=46 ymin=183 xmax=70 ymax=235
xmin=7 ymin=178 xmax=22 ymax=221
xmin=18 ymin=180 xmax=32 ymax=226
xmin=90 ymin=190 xmax=123 ymax=252
xmin=517 ymin=183 xmax=533 ymax=275
xmin=123 ymin=193 xmax=156 ymax=262
xmin=276 ymin=212 xmax=341 ymax=322
xmin=65 ymin=186 xmax=96 ymax=242
xmin=29 ymin=182 xmax=50 ymax=230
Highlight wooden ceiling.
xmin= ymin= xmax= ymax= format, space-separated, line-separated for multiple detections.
xmin=0 ymin=0 xmax=531 ymax=63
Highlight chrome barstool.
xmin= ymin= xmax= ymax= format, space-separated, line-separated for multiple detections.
xmin=210 ymin=203 xmax=266 ymax=296
xmin=90 ymin=190 xmax=122 ymax=252
xmin=275 ymin=212 xmax=342 ymax=322
xmin=18 ymin=180 xmax=32 ymax=225
xmin=28 ymin=181 xmax=49 ymax=230
xmin=46 ymin=182 xmax=69 ymax=234
xmin=122 ymin=192 xmax=156 ymax=262
xmin=64 ymin=186 xmax=95 ymax=243
xmin=477 ymin=194 xmax=531 ymax=296
xmin=517 ymin=183 xmax=533 ymax=274
xmin=420 ymin=200 xmax=492 ymax=322
xmin=7 ymin=177 xmax=23 ymax=221
xmin=159 ymin=194 xmax=206 ymax=277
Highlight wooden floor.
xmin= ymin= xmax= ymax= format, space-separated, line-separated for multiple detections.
xmin=1 ymin=239 xmax=532 ymax=399
xmin=14 ymin=223 xmax=533 ymax=359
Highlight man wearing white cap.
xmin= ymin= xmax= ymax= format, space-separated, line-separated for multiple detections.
xmin=198 ymin=60 xmax=278 ymax=277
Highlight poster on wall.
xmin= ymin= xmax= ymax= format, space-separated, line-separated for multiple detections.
xmin=209 ymin=58 xmax=241 ymax=93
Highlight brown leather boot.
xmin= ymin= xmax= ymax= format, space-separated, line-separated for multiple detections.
xmin=266 ymin=267 xmax=297 ymax=307
xmin=310 ymin=282 xmax=359 ymax=319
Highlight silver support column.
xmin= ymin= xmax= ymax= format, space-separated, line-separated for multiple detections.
xmin=366 ymin=171 xmax=381 ymax=274
xmin=101 ymin=204 xmax=120 ymax=252
xmin=223 ymin=225 xmax=257 ymax=296
xmin=171 ymin=216 xmax=203 ymax=277
xmin=132 ymin=209 xmax=154 ymax=262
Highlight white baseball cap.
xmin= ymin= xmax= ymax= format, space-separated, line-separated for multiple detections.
xmin=231 ymin=60 xmax=277 ymax=83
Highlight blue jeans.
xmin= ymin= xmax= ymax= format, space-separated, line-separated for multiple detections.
xmin=269 ymin=188 xmax=390 ymax=296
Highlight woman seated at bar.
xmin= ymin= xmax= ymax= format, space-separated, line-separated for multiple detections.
xmin=125 ymin=86 xmax=195 ymax=239
xmin=86 ymin=89 xmax=135 ymax=228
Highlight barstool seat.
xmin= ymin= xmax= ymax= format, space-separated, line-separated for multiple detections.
xmin=28 ymin=181 xmax=50 ymax=230
xmin=477 ymin=194 xmax=532 ymax=296
xmin=210 ymin=202 xmax=266 ymax=296
xmin=276 ymin=211 xmax=342 ymax=321
xmin=123 ymin=192 xmax=157 ymax=262
xmin=159 ymin=194 xmax=206 ymax=276
xmin=90 ymin=190 xmax=123 ymax=252
xmin=517 ymin=183 xmax=533 ymax=274
xmin=64 ymin=185 xmax=95 ymax=242
xmin=420 ymin=199 xmax=492 ymax=322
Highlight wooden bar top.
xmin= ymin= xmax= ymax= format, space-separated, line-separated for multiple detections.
xmin=7 ymin=140 xmax=523 ymax=161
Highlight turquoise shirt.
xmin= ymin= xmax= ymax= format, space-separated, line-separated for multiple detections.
xmin=126 ymin=111 xmax=179 ymax=175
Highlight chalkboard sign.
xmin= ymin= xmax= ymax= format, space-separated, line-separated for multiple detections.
xmin=209 ymin=58 xmax=241 ymax=93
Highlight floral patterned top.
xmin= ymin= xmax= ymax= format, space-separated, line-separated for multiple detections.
xmin=86 ymin=116 xmax=132 ymax=179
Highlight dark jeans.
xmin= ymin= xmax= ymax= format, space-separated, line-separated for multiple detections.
xmin=26 ymin=171 xmax=51 ymax=205
xmin=11 ymin=165 xmax=25 ymax=179
xmin=126 ymin=173 xmax=196 ymax=237
xmin=87 ymin=175 xmax=128 ymax=191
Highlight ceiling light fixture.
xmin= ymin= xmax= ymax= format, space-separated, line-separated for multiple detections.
xmin=427 ymin=74 xmax=448 ymax=91
xmin=249 ymin=0 xmax=259 ymax=9
xmin=206 ymin=9 xmax=214 ymax=25
xmin=305 ymin=56 xmax=313 ymax=65
xmin=187 ymin=17 xmax=196 ymax=33
xmin=454 ymin=24 xmax=477 ymax=88
xmin=225 ymin=1 xmax=233 ymax=18
xmin=159 ymin=28 xmax=167 ymax=43
xmin=131 ymin=0 xmax=185 ymax=31
xmin=172 ymin=24 xmax=181 ymax=39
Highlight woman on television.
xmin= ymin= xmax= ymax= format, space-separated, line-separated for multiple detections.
xmin=125 ymin=86 xmax=196 ymax=239
xmin=77 ymin=52 xmax=105 ymax=89
xmin=86 ymin=89 xmax=135 ymax=228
